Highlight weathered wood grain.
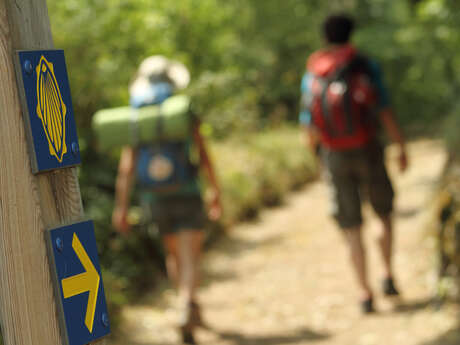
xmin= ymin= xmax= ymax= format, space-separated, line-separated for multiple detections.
xmin=0 ymin=0 xmax=106 ymax=344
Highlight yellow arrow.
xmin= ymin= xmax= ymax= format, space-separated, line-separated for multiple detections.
xmin=61 ymin=233 xmax=100 ymax=333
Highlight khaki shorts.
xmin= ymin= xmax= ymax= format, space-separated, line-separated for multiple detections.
xmin=142 ymin=194 xmax=206 ymax=235
xmin=323 ymin=141 xmax=394 ymax=229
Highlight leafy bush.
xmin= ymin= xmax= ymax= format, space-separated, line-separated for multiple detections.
xmin=442 ymin=106 xmax=460 ymax=156
xmin=431 ymin=158 xmax=460 ymax=301
xmin=48 ymin=0 xmax=460 ymax=144
xmin=213 ymin=127 xmax=317 ymax=225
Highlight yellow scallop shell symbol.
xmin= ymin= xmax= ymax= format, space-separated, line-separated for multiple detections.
xmin=36 ymin=56 xmax=67 ymax=163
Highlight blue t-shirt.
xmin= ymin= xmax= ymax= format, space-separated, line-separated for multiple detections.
xmin=299 ymin=59 xmax=390 ymax=126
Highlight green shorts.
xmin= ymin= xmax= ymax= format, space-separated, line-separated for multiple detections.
xmin=323 ymin=141 xmax=394 ymax=229
xmin=141 ymin=194 xmax=206 ymax=235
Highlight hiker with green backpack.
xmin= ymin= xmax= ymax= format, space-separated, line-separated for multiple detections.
xmin=300 ymin=15 xmax=409 ymax=313
xmin=93 ymin=56 xmax=221 ymax=344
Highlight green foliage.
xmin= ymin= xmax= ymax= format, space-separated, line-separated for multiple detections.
xmin=48 ymin=0 xmax=460 ymax=141
xmin=306 ymin=0 xmax=459 ymax=133
xmin=213 ymin=127 xmax=317 ymax=225
xmin=432 ymin=156 xmax=460 ymax=300
xmin=442 ymin=105 xmax=460 ymax=155
xmin=44 ymin=0 xmax=460 ymax=333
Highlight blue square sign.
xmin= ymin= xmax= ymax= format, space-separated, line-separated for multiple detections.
xmin=16 ymin=50 xmax=81 ymax=173
xmin=47 ymin=221 xmax=110 ymax=345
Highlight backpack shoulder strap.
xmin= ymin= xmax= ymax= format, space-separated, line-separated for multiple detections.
xmin=130 ymin=108 xmax=140 ymax=147
xmin=156 ymin=102 xmax=165 ymax=141
xmin=334 ymin=54 xmax=371 ymax=80
xmin=318 ymin=54 xmax=372 ymax=136
xmin=309 ymin=73 xmax=338 ymax=136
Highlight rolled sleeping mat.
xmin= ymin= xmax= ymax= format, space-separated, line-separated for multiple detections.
xmin=92 ymin=95 xmax=191 ymax=151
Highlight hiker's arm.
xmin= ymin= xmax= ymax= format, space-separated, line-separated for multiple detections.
xmin=303 ymin=125 xmax=321 ymax=157
xmin=379 ymin=108 xmax=408 ymax=172
xmin=369 ymin=60 xmax=408 ymax=172
xmin=113 ymin=146 xmax=136 ymax=233
xmin=193 ymin=122 xmax=222 ymax=221
xmin=299 ymin=72 xmax=321 ymax=156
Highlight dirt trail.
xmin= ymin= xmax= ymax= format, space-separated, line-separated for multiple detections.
xmin=116 ymin=140 xmax=459 ymax=345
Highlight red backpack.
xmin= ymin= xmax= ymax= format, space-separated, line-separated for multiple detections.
xmin=307 ymin=45 xmax=378 ymax=151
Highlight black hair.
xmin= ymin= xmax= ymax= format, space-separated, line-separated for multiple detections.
xmin=323 ymin=14 xmax=355 ymax=44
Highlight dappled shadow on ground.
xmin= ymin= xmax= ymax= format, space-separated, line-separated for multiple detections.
xmin=394 ymin=206 xmax=421 ymax=219
xmin=210 ymin=231 xmax=285 ymax=259
xmin=113 ymin=327 xmax=329 ymax=345
xmin=418 ymin=328 xmax=460 ymax=345
xmin=201 ymin=232 xmax=285 ymax=288
xmin=411 ymin=175 xmax=440 ymax=189
xmin=390 ymin=297 xmax=436 ymax=314
xmin=201 ymin=268 xmax=238 ymax=287
xmin=212 ymin=327 xmax=329 ymax=345
xmin=113 ymin=339 xmax=170 ymax=345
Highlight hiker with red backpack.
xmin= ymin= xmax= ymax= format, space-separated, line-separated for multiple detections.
xmin=300 ymin=14 xmax=408 ymax=313
xmin=106 ymin=56 xmax=222 ymax=344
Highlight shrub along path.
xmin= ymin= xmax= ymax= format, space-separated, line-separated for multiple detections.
xmin=115 ymin=140 xmax=459 ymax=345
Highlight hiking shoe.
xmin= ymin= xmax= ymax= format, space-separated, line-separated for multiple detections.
xmin=383 ymin=278 xmax=400 ymax=296
xmin=361 ymin=297 xmax=375 ymax=314
xmin=180 ymin=326 xmax=196 ymax=345
xmin=190 ymin=301 xmax=208 ymax=329
xmin=178 ymin=301 xmax=203 ymax=344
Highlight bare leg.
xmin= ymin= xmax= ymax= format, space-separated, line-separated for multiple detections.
xmin=163 ymin=231 xmax=204 ymax=305
xmin=177 ymin=230 xmax=204 ymax=335
xmin=377 ymin=214 xmax=393 ymax=279
xmin=344 ymin=226 xmax=373 ymax=300
xmin=177 ymin=230 xmax=204 ymax=305
xmin=163 ymin=234 xmax=180 ymax=287
xmin=377 ymin=214 xmax=400 ymax=296
xmin=164 ymin=230 xmax=204 ymax=344
xmin=189 ymin=230 xmax=204 ymax=292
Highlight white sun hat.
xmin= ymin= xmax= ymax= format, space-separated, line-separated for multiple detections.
xmin=131 ymin=55 xmax=190 ymax=90
xmin=129 ymin=56 xmax=191 ymax=107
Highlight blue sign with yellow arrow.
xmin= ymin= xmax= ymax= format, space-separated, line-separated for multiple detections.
xmin=47 ymin=221 xmax=110 ymax=345
xmin=16 ymin=50 xmax=81 ymax=173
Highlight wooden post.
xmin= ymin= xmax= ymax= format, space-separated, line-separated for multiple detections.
xmin=0 ymin=1 xmax=106 ymax=344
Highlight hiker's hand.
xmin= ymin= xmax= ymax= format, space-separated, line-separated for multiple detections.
xmin=112 ymin=206 xmax=131 ymax=235
xmin=314 ymin=143 xmax=322 ymax=158
xmin=399 ymin=147 xmax=408 ymax=173
xmin=310 ymin=144 xmax=323 ymax=178
xmin=208 ymin=190 xmax=222 ymax=221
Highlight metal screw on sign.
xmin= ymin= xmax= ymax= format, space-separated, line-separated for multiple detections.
xmin=102 ymin=313 xmax=109 ymax=327
xmin=71 ymin=142 xmax=79 ymax=157
xmin=55 ymin=237 xmax=64 ymax=252
xmin=24 ymin=60 xmax=33 ymax=75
